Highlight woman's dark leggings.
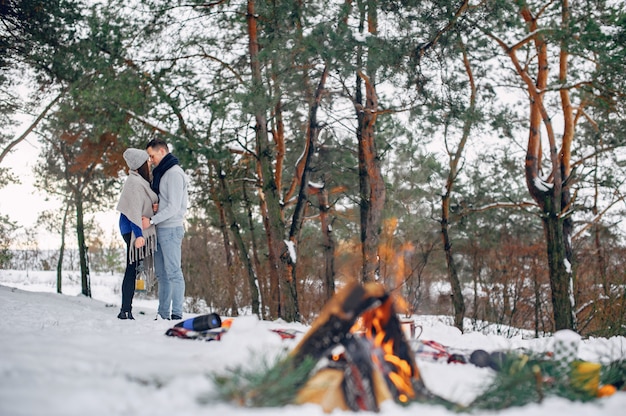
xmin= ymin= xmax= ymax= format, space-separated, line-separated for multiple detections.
xmin=121 ymin=233 xmax=136 ymax=313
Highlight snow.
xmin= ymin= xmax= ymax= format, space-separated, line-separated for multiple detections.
xmin=285 ymin=240 xmax=297 ymax=264
xmin=554 ymin=329 xmax=582 ymax=344
xmin=0 ymin=269 xmax=625 ymax=416
xmin=564 ymin=258 xmax=572 ymax=274
xmin=533 ymin=177 xmax=553 ymax=192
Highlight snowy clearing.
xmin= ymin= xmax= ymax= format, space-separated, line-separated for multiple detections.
xmin=0 ymin=269 xmax=624 ymax=416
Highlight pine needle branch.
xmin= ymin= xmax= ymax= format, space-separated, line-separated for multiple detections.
xmin=208 ymin=354 xmax=318 ymax=408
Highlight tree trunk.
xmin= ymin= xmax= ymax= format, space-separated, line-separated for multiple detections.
xmin=284 ymin=66 xmax=328 ymax=318
xmin=216 ymin=165 xmax=259 ymax=317
xmin=489 ymin=1 xmax=577 ymax=331
xmin=356 ymin=71 xmax=385 ymax=284
xmin=247 ymin=0 xmax=298 ymax=321
xmin=56 ymin=202 xmax=69 ymax=294
xmin=75 ymin=190 xmax=91 ymax=297
xmin=592 ymin=159 xmax=608 ymax=296
xmin=533 ymin=266 xmax=541 ymax=338
xmin=355 ymin=2 xmax=385 ymax=284
xmin=212 ymin=168 xmax=239 ymax=317
xmin=254 ymin=164 xmax=279 ymax=318
xmin=229 ymin=216 xmax=260 ymax=318
xmin=439 ymin=43 xmax=475 ymax=332
xmin=441 ymin=221 xmax=466 ymax=331
xmin=317 ymin=182 xmax=336 ymax=302
xmin=543 ymin=206 xmax=575 ymax=330
xmin=243 ymin=180 xmax=266 ymax=318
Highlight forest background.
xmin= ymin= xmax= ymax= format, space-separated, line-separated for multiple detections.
xmin=1 ymin=0 xmax=625 ymax=337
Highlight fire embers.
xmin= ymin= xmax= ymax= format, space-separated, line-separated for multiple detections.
xmin=292 ymin=281 xmax=431 ymax=412
xmin=359 ymin=294 xmax=425 ymax=405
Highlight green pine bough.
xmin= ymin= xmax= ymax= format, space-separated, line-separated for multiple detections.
xmin=207 ymin=354 xmax=318 ymax=408
xmin=206 ymin=352 xmax=625 ymax=411
xmin=471 ymin=355 xmax=625 ymax=410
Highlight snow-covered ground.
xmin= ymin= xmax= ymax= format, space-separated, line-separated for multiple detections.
xmin=0 ymin=269 xmax=624 ymax=416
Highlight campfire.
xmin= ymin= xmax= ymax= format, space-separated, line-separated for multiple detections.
xmin=292 ymin=280 xmax=431 ymax=412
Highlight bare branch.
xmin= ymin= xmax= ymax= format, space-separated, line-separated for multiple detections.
xmin=0 ymin=90 xmax=65 ymax=165
xmin=572 ymin=194 xmax=626 ymax=241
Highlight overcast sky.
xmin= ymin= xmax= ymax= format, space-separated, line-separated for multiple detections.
xmin=0 ymin=136 xmax=119 ymax=250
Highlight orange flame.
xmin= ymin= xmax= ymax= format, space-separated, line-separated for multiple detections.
xmin=378 ymin=218 xmax=415 ymax=316
xmin=355 ymin=294 xmax=419 ymax=401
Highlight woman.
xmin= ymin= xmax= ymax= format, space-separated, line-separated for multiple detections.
xmin=115 ymin=148 xmax=158 ymax=320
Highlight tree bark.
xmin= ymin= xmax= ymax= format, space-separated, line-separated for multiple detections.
xmin=487 ymin=1 xmax=577 ymax=330
xmin=356 ymin=71 xmax=385 ymax=284
xmin=216 ymin=164 xmax=260 ymax=316
xmin=254 ymin=160 xmax=279 ymax=317
xmin=440 ymin=43 xmax=475 ymax=333
xmin=211 ymin=166 xmax=239 ymax=316
xmin=75 ymin=189 xmax=91 ymax=298
xmin=285 ymin=66 xmax=328 ymax=316
xmin=317 ymin=182 xmax=336 ymax=302
xmin=56 ymin=201 xmax=70 ymax=294
xmin=247 ymin=0 xmax=299 ymax=321
xmin=243 ymin=179 xmax=266 ymax=318
xmin=355 ymin=2 xmax=385 ymax=284
xmin=543 ymin=206 xmax=574 ymax=330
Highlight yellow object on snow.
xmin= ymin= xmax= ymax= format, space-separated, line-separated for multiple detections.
xmin=570 ymin=361 xmax=601 ymax=396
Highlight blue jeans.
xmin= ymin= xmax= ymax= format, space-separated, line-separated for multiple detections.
xmin=154 ymin=226 xmax=185 ymax=319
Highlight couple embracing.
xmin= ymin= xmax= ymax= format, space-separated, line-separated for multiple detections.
xmin=116 ymin=138 xmax=188 ymax=321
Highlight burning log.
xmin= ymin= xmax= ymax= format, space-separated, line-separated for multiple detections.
xmin=292 ymin=280 xmax=438 ymax=412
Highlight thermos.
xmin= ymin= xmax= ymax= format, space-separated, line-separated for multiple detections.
xmin=174 ymin=313 xmax=222 ymax=331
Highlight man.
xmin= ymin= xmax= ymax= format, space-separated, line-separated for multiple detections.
xmin=142 ymin=138 xmax=189 ymax=320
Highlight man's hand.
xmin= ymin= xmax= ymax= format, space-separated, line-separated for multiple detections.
xmin=142 ymin=216 xmax=151 ymax=229
xmin=134 ymin=236 xmax=145 ymax=248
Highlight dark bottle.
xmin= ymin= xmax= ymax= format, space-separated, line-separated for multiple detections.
xmin=174 ymin=313 xmax=222 ymax=331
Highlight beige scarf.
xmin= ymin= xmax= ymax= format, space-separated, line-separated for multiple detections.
xmin=116 ymin=171 xmax=159 ymax=264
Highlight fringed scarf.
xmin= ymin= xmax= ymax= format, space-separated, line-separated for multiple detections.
xmin=116 ymin=171 xmax=159 ymax=266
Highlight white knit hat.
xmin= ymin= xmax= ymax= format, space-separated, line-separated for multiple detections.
xmin=123 ymin=148 xmax=149 ymax=170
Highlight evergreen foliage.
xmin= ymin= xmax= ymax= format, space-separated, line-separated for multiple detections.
xmin=202 ymin=327 xmax=626 ymax=413
xmin=1 ymin=0 xmax=626 ymax=329
xmin=210 ymin=349 xmax=625 ymax=411
xmin=0 ymin=213 xmax=17 ymax=268
xmin=209 ymin=354 xmax=317 ymax=408
xmin=601 ymin=359 xmax=626 ymax=391
xmin=471 ymin=355 xmax=626 ymax=410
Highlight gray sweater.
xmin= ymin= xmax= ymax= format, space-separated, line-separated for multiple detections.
xmin=151 ymin=165 xmax=188 ymax=228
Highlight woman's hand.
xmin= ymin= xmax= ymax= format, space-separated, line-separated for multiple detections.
xmin=134 ymin=236 xmax=146 ymax=248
